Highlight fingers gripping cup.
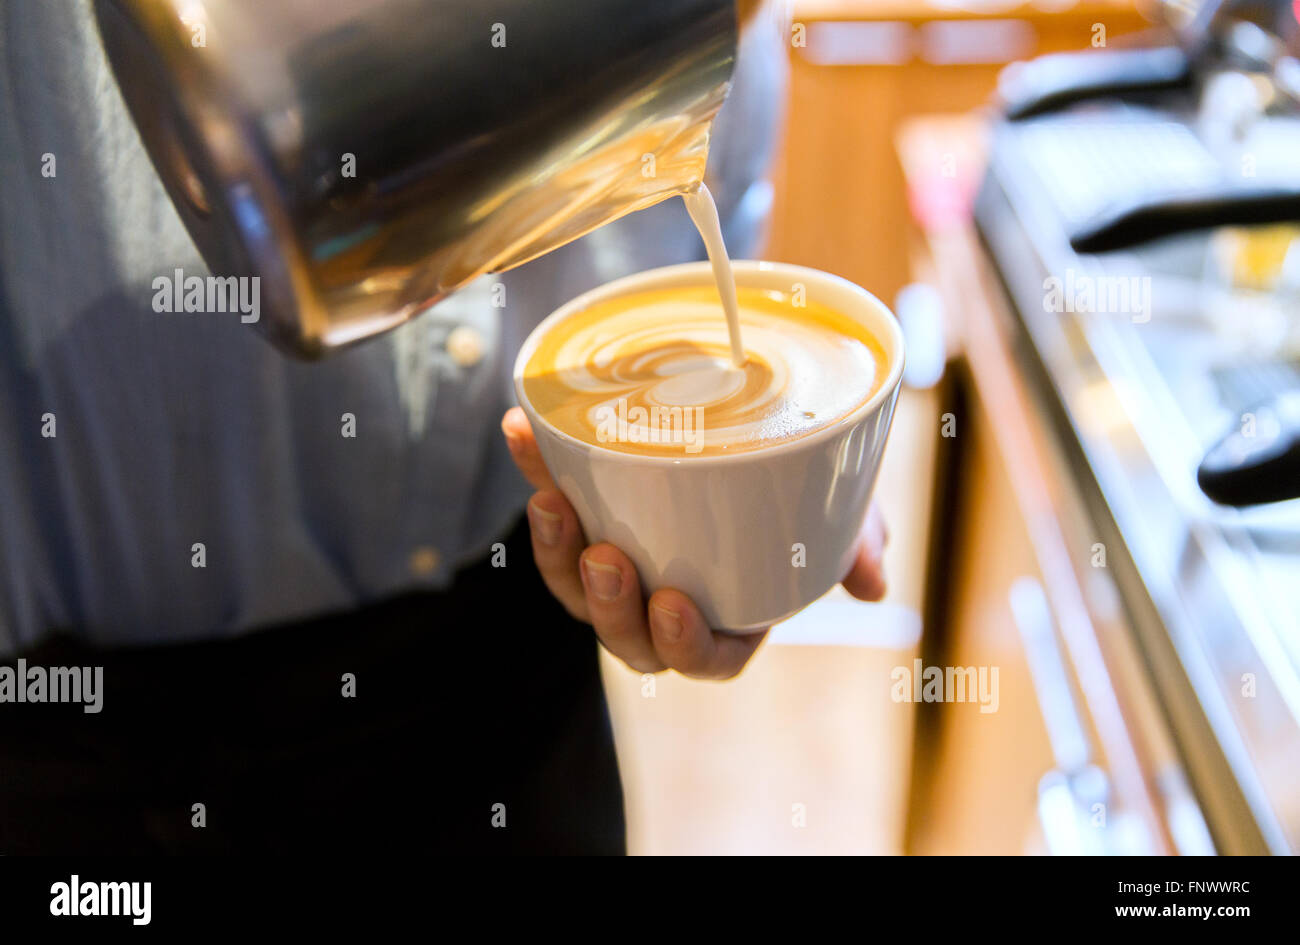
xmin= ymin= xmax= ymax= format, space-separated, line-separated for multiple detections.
xmin=514 ymin=261 xmax=905 ymax=632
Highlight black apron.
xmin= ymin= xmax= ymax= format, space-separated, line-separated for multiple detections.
xmin=0 ymin=516 xmax=625 ymax=854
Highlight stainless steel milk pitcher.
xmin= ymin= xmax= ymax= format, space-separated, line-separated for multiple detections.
xmin=93 ymin=0 xmax=739 ymax=355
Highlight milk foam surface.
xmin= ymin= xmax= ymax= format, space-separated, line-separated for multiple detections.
xmin=522 ymin=285 xmax=885 ymax=456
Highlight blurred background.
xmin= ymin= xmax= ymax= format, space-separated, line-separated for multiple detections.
xmin=602 ymin=0 xmax=1300 ymax=855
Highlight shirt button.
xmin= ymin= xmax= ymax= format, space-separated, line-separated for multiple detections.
xmin=409 ymin=546 xmax=441 ymax=577
xmin=445 ymin=326 xmax=485 ymax=367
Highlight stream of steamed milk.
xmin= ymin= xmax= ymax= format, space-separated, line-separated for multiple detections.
xmin=682 ymin=183 xmax=746 ymax=368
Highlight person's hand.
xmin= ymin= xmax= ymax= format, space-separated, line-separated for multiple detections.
xmin=502 ymin=407 xmax=889 ymax=679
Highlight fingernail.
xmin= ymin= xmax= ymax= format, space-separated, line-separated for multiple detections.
xmin=650 ymin=603 xmax=682 ymax=642
xmin=527 ymin=500 xmax=561 ymax=546
xmin=582 ymin=558 xmax=622 ymax=602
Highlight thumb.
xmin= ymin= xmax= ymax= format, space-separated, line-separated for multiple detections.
xmin=502 ymin=407 xmax=556 ymax=492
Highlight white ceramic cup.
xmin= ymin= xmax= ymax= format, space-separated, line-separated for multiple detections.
xmin=513 ymin=260 xmax=905 ymax=632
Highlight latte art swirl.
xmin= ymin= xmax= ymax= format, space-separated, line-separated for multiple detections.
xmin=523 ymin=286 xmax=886 ymax=456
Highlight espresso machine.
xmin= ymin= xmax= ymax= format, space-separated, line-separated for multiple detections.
xmin=977 ymin=0 xmax=1300 ymax=852
xmin=985 ymin=0 xmax=1300 ymax=507
xmin=92 ymin=0 xmax=740 ymax=356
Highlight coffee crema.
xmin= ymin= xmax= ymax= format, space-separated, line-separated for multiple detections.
xmin=522 ymin=284 xmax=886 ymax=456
